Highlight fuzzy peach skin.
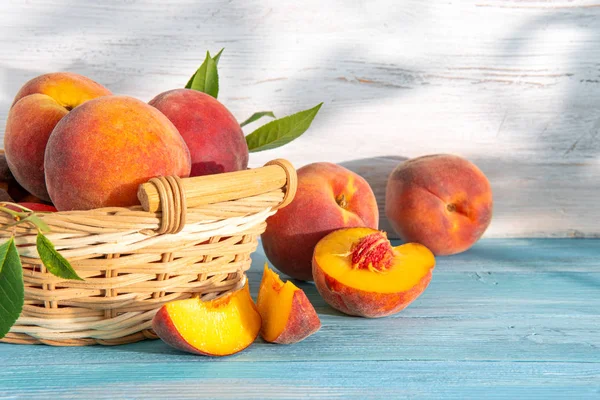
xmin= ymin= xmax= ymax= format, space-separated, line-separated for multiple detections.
xmin=152 ymin=284 xmax=261 ymax=356
xmin=3 ymin=73 xmax=111 ymax=201
xmin=386 ymin=154 xmax=493 ymax=256
xmin=261 ymin=162 xmax=378 ymax=281
xmin=312 ymin=227 xmax=435 ymax=318
xmin=149 ymin=89 xmax=248 ymax=176
xmin=44 ymin=95 xmax=191 ymax=211
xmin=257 ymin=264 xmax=321 ymax=344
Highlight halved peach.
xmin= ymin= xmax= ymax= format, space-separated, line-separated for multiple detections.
xmin=152 ymin=283 xmax=261 ymax=356
xmin=312 ymin=227 xmax=435 ymax=318
xmin=257 ymin=264 xmax=321 ymax=344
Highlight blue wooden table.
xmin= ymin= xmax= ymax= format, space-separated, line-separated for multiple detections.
xmin=0 ymin=239 xmax=598 ymax=399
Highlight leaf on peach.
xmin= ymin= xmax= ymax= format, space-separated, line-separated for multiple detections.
xmin=185 ymin=49 xmax=223 ymax=98
xmin=245 ymin=103 xmax=323 ymax=153
xmin=240 ymin=111 xmax=276 ymax=128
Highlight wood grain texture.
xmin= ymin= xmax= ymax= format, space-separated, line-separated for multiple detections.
xmin=0 ymin=239 xmax=598 ymax=399
xmin=0 ymin=0 xmax=598 ymax=238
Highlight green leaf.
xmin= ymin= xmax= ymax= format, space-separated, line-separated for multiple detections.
xmin=0 ymin=207 xmax=50 ymax=233
xmin=240 ymin=111 xmax=276 ymax=128
xmin=24 ymin=215 xmax=50 ymax=234
xmin=184 ymin=49 xmax=223 ymax=98
xmin=212 ymin=48 xmax=224 ymax=66
xmin=0 ymin=238 xmax=24 ymax=339
xmin=36 ymin=232 xmax=83 ymax=281
xmin=245 ymin=103 xmax=323 ymax=152
xmin=185 ymin=72 xmax=196 ymax=89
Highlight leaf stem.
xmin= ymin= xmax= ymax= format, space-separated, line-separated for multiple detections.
xmin=0 ymin=204 xmax=51 ymax=233
xmin=0 ymin=206 xmax=25 ymax=219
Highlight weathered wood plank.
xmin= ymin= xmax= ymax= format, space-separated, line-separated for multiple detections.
xmin=0 ymin=1 xmax=598 ymax=237
xmin=1 ymin=239 xmax=598 ymax=367
xmin=1 ymin=361 xmax=599 ymax=399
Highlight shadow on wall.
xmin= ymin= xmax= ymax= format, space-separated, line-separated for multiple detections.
xmin=492 ymin=9 xmax=600 ymax=236
xmin=0 ymin=0 xmax=423 ymax=118
xmin=1 ymin=1 xmax=599 ymax=237
xmin=502 ymin=10 xmax=600 ymax=162
xmin=267 ymin=4 xmax=599 ymax=237
xmin=340 ymin=156 xmax=407 ymax=237
xmin=341 ymin=153 xmax=600 ymax=239
xmin=1 ymin=1 xmax=257 ymax=100
xmin=344 ymin=5 xmax=600 ymax=239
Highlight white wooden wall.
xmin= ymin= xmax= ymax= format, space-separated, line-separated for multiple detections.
xmin=0 ymin=0 xmax=598 ymax=238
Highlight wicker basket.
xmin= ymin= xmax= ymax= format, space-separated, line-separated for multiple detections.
xmin=0 ymin=159 xmax=297 ymax=346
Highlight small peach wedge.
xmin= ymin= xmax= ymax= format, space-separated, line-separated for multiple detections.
xmin=152 ymin=283 xmax=261 ymax=356
xmin=312 ymin=227 xmax=435 ymax=318
xmin=257 ymin=264 xmax=321 ymax=344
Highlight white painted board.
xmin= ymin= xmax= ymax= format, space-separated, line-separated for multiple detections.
xmin=0 ymin=0 xmax=598 ymax=238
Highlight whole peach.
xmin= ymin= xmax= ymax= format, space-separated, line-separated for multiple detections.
xmin=4 ymin=73 xmax=111 ymax=201
xmin=385 ymin=154 xmax=492 ymax=255
xmin=149 ymin=89 xmax=248 ymax=176
xmin=261 ymin=162 xmax=378 ymax=281
xmin=44 ymin=96 xmax=191 ymax=211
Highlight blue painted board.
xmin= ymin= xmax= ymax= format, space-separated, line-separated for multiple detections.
xmin=0 ymin=239 xmax=598 ymax=399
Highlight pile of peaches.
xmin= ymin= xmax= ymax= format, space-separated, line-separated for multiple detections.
xmin=1 ymin=71 xmax=492 ymax=357
xmin=153 ymin=157 xmax=493 ymax=356
xmin=2 ymin=72 xmax=248 ymax=211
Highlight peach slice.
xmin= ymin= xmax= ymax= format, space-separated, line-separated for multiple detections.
xmin=152 ymin=283 xmax=261 ymax=356
xmin=257 ymin=264 xmax=321 ymax=344
xmin=312 ymin=227 xmax=435 ymax=318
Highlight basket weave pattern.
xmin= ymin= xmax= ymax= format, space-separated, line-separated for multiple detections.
xmin=0 ymin=159 xmax=296 ymax=346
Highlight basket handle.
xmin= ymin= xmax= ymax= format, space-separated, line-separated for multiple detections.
xmin=137 ymin=159 xmax=297 ymax=214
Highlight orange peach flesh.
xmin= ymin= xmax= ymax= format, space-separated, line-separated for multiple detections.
xmin=152 ymin=284 xmax=261 ymax=356
xmin=257 ymin=264 xmax=321 ymax=344
xmin=312 ymin=227 xmax=435 ymax=318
